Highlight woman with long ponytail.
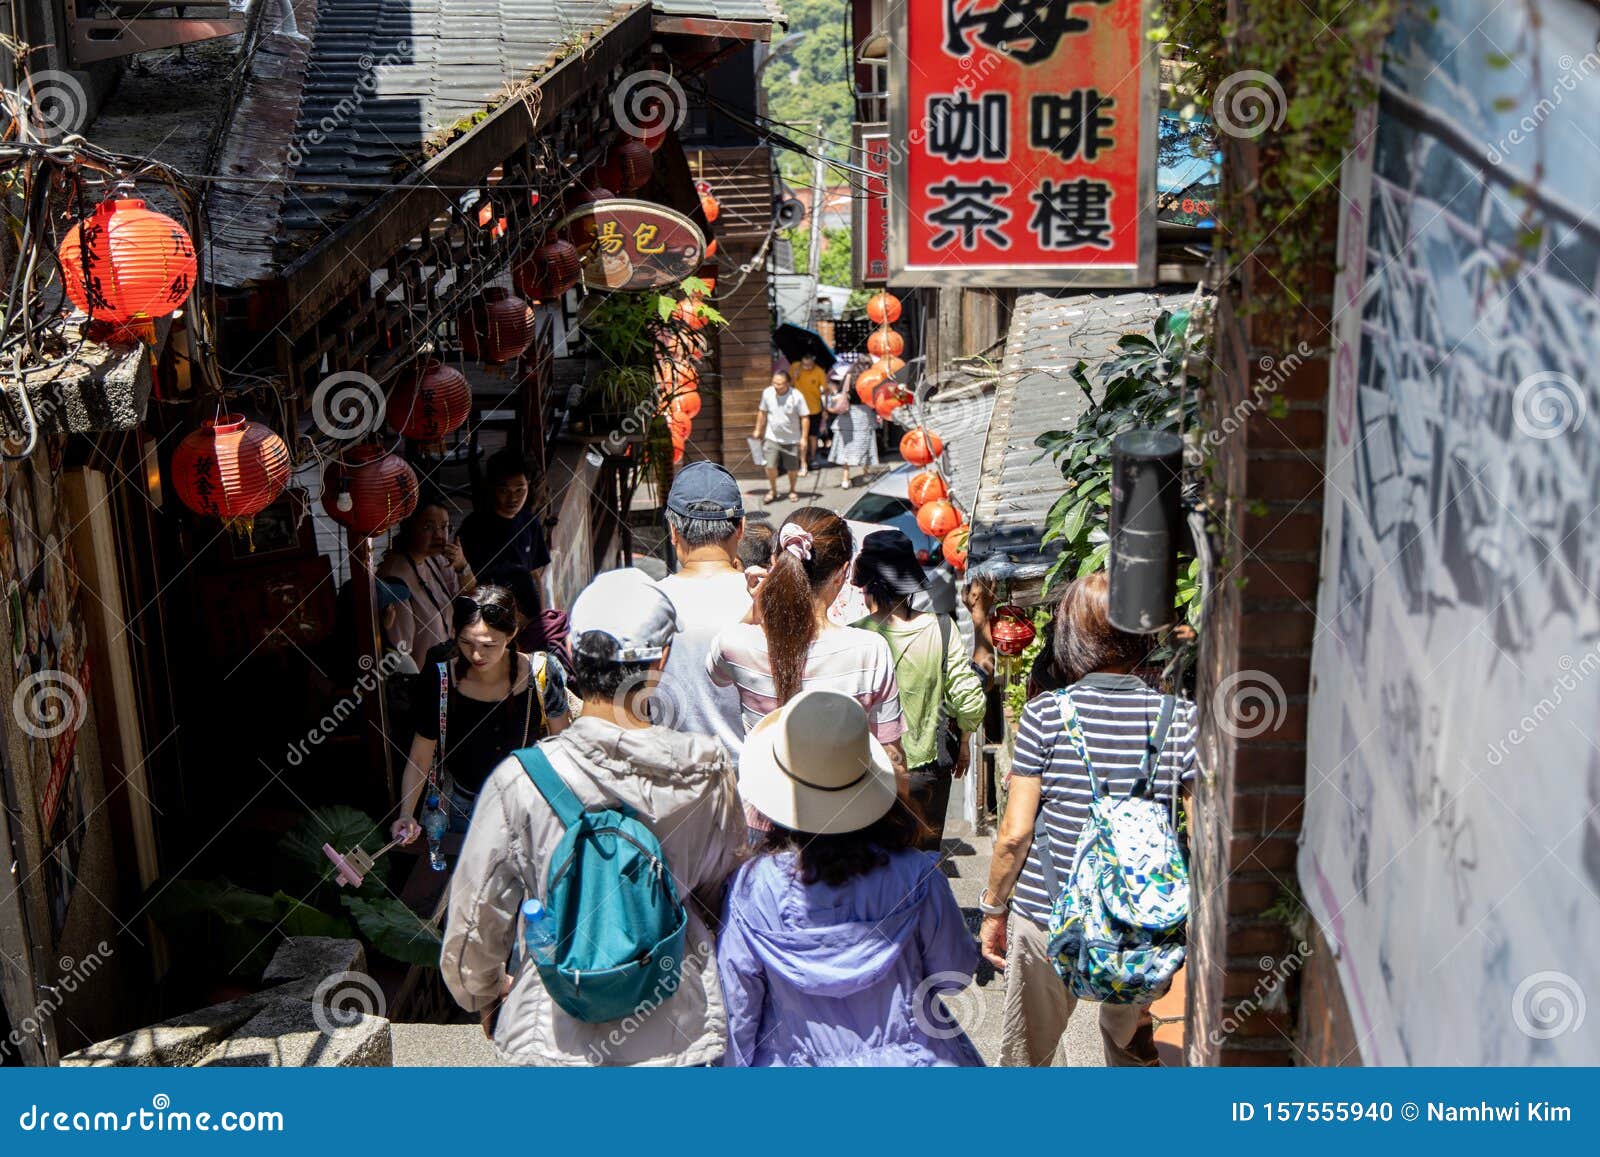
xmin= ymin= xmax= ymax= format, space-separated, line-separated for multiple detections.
xmin=709 ymin=508 xmax=908 ymax=822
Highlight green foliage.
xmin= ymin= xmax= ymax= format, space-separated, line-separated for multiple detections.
xmin=275 ymin=804 xmax=390 ymax=898
xmin=342 ymin=896 xmax=445 ymax=968
xmin=1003 ymin=606 xmax=1055 ymax=720
xmin=1036 ymin=309 xmax=1201 ymax=596
xmin=763 ymin=0 xmax=854 ymax=184
xmin=785 ymin=225 xmax=854 ymax=288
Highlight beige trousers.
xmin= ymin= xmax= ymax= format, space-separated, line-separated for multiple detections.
xmin=999 ymin=912 xmax=1154 ymax=1067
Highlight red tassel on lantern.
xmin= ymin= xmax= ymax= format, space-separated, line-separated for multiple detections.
xmin=942 ymin=525 xmax=969 ymax=571
xmin=58 ymin=197 xmax=198 ymax=325
xmin=171 ymin=414 xmax=290 ymax=526
xmin=865 ymin=292 xmax=902 ymax=325
xmin=387 ymin=360 xmax=471 ymax=441
xmin=916 ymin=499 xmax=963 ymax=538
xmin=907 ymin=470 xmax=948 ymax=508
xmin=460 ymin=287 xmax=535 ymax=365
xmin=900 ymin=428 xmax=943 ymax=466
xmin=867 ymin=328 xmax=905 ymax=359
xmin=322 ymin=445 xmax=419 ymax=537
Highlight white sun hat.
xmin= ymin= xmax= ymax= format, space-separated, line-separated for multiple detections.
xmin=738 ymin=689 xmax=897 ymax=835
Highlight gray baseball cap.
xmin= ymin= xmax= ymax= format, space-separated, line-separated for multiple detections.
xmin=569 ymin=568 xmax=680 ymax=662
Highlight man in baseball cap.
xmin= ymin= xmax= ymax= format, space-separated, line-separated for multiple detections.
xmin=654 ymin=462 xmax=754 ymax=757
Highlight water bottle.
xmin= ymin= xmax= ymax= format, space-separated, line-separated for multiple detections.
xmin=522 ymin=899 xmax=557 ymax=966
xmin=421 ymin=793 xmax=448 ymax=871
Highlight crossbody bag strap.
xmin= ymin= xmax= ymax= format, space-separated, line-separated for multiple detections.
xmin=1127 ymin=694 xmax=1177 ymax=800
xmin=515 ymin=746 xmax=584 ymax=831
xmin=429 ymin=660 xmax=450 ymax=793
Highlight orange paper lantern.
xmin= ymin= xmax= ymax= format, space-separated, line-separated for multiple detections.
xmin=706 ymin=239 xmax=719 ymax=259
xmin=916 ymin=499 xmax=963 ymax=538
xmin=673 ymin=298 xmax=707 ymax=331
xmin=942 ymin=525 xmax=969 ymax=571
xmin=900 ymin=428 xmax=944 ymax=466
xmin=459 ymin=287 xmax=535 ymax=365
xmin=700 ymin=193 xmax=721 ymax=223
xmin=322 ymin=445 xmax=419 ymax=537
xmin=865 ymin=292 xmax=902 ymax=325
xmin=907 ymin=470 xmax=948 ymax=508
xmin=873 ymin=383 xmax=908 ymax=419
xmin=171 ymin=414 xmax=290 ymax=523
xmin=387 ymin=360 xmax=471 ymax=441
xmin=870 ymin=355 xmax=906 ymax=378
xmin=58 ymin=197 xmax=197 ymax=325
xmin=855 ymin=365 xmax=890 ymax=401
xmin=867 ymin=328 xmax=905 ymax=359
xmin=668 ymin=392 xmax=702 ymax=422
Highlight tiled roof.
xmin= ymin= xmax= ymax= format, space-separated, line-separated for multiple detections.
xmin=968 ymin=290 xmax=1194 ymax=585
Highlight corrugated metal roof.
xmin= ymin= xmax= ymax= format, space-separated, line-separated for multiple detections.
xmin=968 ymin=290 xmax=1193 ymax=585
xmin=207 ymin=0 xmax=640 ymax=285
xmin=652 ymin=0 xmax=782 ymax=20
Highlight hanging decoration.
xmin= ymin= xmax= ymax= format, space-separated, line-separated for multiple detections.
xmin=57 ymin=197 xmax=197 ymax=326
xmin=668 ymin=392 xmax=702 ymax=422
xmin=611 ymin=139 xmax=655 ymax=192
xmin=915 ymin=499 xmax=963 ymax=538
xmin=322 ymin=445 xmax=419 ymax=537
xmin=941 ymin=525 xmax=969 ymax=571
xmin=697 ymin=181 xmax=721 ymax=224
xmin=873 ymin=382 xmax=910 ymax=419
xmin=855 ymin=364 xmax=891 ymax=401
xmin=867 ymin=328 xmax=905 ymax=359
xmin=515 ymin=237 xmax=581 ymax=300
xmin=171 ymin=414 xmax=290 ymax=532
xmin=900 ymin=427 xmax=943 ymax=466
xmin=865 ymin=291 xmax=902 ymax=325
xmin=459 ymin=287 xmax=535 ymax=365
xmin=991 ymin=605 xmax=1037 ymax=657
xmin=907 ymin=470 xmax=948 ymax=508
xmin=387 ymin=360 xmax=471 ymax=442
xmin=869 ymin=354 xmax=907 ymax=380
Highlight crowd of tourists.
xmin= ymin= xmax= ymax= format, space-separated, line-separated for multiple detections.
xmin=376 ymin=454 xmax=1197 ymax=1067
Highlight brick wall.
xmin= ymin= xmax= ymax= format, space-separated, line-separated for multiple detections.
xmin=1187 ymin=117 xmax=1356 ymax=1064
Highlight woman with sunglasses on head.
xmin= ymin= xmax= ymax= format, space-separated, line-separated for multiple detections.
xmin=377 ymin=497 xmax=476 ymax=664
xmin=392 ymin=586 xmax=571 ymax=842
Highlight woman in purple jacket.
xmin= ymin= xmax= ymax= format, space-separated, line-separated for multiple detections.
xmin=718 ymin=688 xmax=983 ymax=1066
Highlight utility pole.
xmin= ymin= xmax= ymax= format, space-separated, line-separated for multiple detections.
xmin=805 ymin=142 xmax=826 ymax=328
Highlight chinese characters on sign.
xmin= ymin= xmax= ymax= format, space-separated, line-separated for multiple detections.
xmin=854 ymin=126 xmax=891 ymax=285
xmin=890 ymin=0 xmax=1155 ymax=285
xmin=554 ymin=198 xmax=706 ymax=292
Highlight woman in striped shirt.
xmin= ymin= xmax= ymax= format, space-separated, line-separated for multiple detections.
xmin=979 ymin=573 xmax=1198 ymax=1066
xmin=708 ymin=509 xmax=908 ymax=809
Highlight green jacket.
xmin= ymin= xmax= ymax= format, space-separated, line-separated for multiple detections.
xmin=855 ymin=613 xmax=987 ymax=768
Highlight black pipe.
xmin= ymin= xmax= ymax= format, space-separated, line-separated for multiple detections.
xmin=1108 ymin=429 xmax=1184 ymax=633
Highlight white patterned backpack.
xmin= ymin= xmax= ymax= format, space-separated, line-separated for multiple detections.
xmin=1038 ymin=690 xmax=1189 ymax=1003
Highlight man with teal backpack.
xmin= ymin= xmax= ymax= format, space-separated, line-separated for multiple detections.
xmin=441 ymin=569 xmax=746 ymax=1065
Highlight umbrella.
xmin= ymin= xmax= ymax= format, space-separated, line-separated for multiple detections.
xmin=772 ymin=322 xmax=837 ymax=369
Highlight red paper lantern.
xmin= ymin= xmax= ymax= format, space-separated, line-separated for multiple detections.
xmin=907 ymin=470 xmax=948 ymax=508
xmin=900 ymin=428 xmax=944 ymax=466
xmin=610 ymin=140 xmax=653 ymax=192
xmin=672 ymin=444 xmax=685 ymax=464
xmin=873 ymin=382 xmax=909 ymax=419
xmin=459 ymin=287 xmax=534 ymax=365
xmin=565 ymin=183 xmax=615 ymax=213
xmin=700 ymin=192 xmax=721 ymax=224
xmin=991 ymin=605 xmax=1037 ymax=657
xmin=668 ymin=416 xmax=693 ymax=443
xmin=171 ymin=414 xmax=290 ymax=524
xmin=942 ymin=525 xmax=969 ymax=571
xmin=706 ymin=239 xmax=719 ymax=259
xmin=855 ymin=365 xmax=890 ymax=401
xmin=669 ymin=392 xmax=702 ymax=422
xmin=387 ymin=360 xmax=471 ymax=441
xmin=58 ymin=197 xmax=197 ymax=325
xmin=656 ymin=360 xmax=700 ymax=392
xmin=673 ymin=298 xmax=707 ymax=331
xmin=515 ymin=238 xmax=580 ymax=300
xmin=916 ymin=499 xmax=963 ymax=538
xmin=322 ymin=445 xmax=419 ymax=537
xmin=870 ymin=355 xmax=906 ymax=379
xmin=867 ymin=328 xmax=905 ymax=359
xmin=865 ymin=292 xmax=902 ymax=325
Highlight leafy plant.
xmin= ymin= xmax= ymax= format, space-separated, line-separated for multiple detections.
xmin=1035 ymin=309 xmax=1201 ymax=595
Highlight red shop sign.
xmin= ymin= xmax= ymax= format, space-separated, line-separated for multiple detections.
xmin=853 ymin=124 xmax=891 ymax=286
xmin=556 ymin=198 xmax=706 ymax=292
xmin=888 ymin=0 xmax=1157 ymax=287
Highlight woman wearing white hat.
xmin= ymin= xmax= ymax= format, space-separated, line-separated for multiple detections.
xmin=716 ymin=689 xmax=983 ymax=1066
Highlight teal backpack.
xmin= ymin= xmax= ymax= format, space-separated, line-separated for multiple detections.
xmin=1039 ymin=690 xmax=1190 ymax=1004
xmin=515 ymin=747 xmax=688 ymax=1024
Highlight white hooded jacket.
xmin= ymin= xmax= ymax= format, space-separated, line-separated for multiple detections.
xmin=439 ymin=715 xmax=745 ymax=1065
